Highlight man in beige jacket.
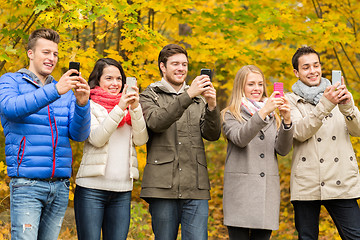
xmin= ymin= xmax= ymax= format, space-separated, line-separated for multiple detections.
xmin=287 ymin=46 xmax=360 ymax=240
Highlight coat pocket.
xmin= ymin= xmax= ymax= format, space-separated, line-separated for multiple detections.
xmin=142 ymin=152 xmax=174 ymax=189
xmin=197 ymin=151 xmax=210 ymax=190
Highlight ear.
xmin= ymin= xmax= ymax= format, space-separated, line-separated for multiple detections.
xmin=293 ymin=69 xmax=299 ymax=78
xmin=160 ymin=62 xmax=166 ymax=75
xmin=27 ymin=49 xmax=34 ymax=60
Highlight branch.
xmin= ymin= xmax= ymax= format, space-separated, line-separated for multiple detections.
xmin=333 ymin=47 xmax=348 ymax=86
xmin=339 ymin=42 xmax=360 ymax=81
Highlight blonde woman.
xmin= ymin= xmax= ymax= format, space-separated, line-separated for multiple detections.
xmin=222 ymin=65 xmax=293 ymax=240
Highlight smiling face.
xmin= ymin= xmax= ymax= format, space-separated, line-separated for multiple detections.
xmin=244 ymin=72 xmax=265 ymax=102
xmin=293 ymin=53 xmax=322 ymax=87
xmin=27 ymin=38 xmax=58 ymax=83
xmin=160 ymin=53 xmax=188 ymax=89
xmin=99 ymin=65 xmax=123 ymax=95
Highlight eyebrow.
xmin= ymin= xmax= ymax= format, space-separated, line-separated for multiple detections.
xmin=301 ymin=61 xmax=320 ymax=67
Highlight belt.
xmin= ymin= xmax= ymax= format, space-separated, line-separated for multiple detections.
xmin=13 ymin=177 xmax=69 ymax=182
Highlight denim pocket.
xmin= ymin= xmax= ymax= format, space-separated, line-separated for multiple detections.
xmin=10 ymin=178 xmax=37 ymax=188
xmin=62 ymin=179 xmax=70 ymax=190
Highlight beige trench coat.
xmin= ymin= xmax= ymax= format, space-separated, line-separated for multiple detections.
xmin=288 ymin=92 xmax=360 ymax=201
xmin=222 ymin=111 xmax=293 ymax=230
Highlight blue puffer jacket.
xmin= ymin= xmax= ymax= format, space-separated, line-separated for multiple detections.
xmin=0 ymin=70 xmax=91 ymax=179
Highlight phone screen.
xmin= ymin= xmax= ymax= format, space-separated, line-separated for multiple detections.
xmin=69 ymin=62 xmax=80 ymax=77
xmin=332 ymin=70 xmax=341 ymax=85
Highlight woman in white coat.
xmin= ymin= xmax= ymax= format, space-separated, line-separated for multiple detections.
xmin=222 ymin=65 xmax=293 ymax=240
xmin=74 ymin=58 xmax=148 ymax=240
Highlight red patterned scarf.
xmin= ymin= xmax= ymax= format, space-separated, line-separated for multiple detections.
xmin=90 ymin=86 xmax=131 ymax=127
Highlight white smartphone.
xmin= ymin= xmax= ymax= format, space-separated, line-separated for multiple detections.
xmin=332 ymin=70 xmax=341 ymax=85
xmin=126 ymin=77 xmax=137 ymax=94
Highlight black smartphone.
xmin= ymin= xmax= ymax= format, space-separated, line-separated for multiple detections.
xmin=69 ymin=62 xmax=80 ymax=77
xmin=200 ymin=68 xmax=212 ymax=80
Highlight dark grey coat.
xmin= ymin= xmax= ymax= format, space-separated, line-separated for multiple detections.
xmin=222 ymin=111 xmax=293 ymax=230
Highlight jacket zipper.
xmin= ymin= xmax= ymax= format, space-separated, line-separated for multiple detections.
xmin=48 ymin=106 xmax=58 ymax=178
xmin=16 ymin=136 xmax=26 ymax=176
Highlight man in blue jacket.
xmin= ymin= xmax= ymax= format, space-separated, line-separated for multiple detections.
xmin=0 ymin=28 xmax=91 ymax=240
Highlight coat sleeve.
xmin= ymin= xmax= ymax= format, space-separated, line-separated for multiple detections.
xmin=129 ymin=104 xmax=148 ymax=146
xmin=87 ymin=103 xmax=125 ymax=148
xmin=68 ymin=98 xmax=91 ymax=142
xmin=0 ymin=73 xmax=60 ymax=120
xmin=337 ymin=96 xmax=360 ymax=137
xmin=274 ymin=123 xmax=294 ymax=156
xmin=200 ymin=105 xmax=221 ymax=141
xmin=139 ymin=87 xmax=193 ymax=133
xmin=222 ymin=111 xmax=267 ymax=148
xmin=289 ymin=94 xmax=335 ymax=142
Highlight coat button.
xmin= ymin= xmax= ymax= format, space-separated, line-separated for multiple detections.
xmin=317 ymin=138 xmax=322 ymax=142
xmin=350 ymin=156 xmax=354 ymax=161
xmin=302 ymin=157 xmax=306 ymax=162
xmin=155 ymin=160 xmax=158 ymax=164
xmin=260 ymin=153 xmax=265 ymax=158
xmin=260 ymin=172 xmax=265 ymax=177
xmin=332 ymin=136 xmax=336 ymax=140
xmin=334 ymin=157 xmax=339 ymax=162
xmin=321 ymin=182 xmax=325 ymax=186
xmin=329 ymin=113 xmax=333 ymax=117
xmin=260 ymin=135 xmax=264 ymax=140
xmin=320 ymin=158 xmax=324 ymax=163
xmin=336 ymin=180 xmax=341 ymax=185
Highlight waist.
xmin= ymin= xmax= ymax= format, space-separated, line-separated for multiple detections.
xmin=12 ymin=177 xmax=69 ymax=182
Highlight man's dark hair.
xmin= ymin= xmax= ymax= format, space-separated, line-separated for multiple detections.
xmin=88 ymin=58 xmax=126 ymax=92
xmin=27 ymin=28 xmax=60 ymax=51
xmin=158 ymin=44 xmax=188 ymax=76
xmin=292 ymin=46 xmax=320 ymax=71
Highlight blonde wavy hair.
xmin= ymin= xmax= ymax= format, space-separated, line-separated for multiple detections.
xmin=221 ymin=65 xmax=281 ymax=127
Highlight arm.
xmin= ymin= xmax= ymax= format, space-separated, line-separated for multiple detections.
xmin=222 ymin=111 xmax=267 ymax=148
xmin=68 ymin=98 xmax=91 ymax=142
xmin=0 ymin=74 xmax=60 ymax=120
xmin=129 ymin=104 xmax=148 ymax=146
xmin=338 ymin=96 xmax=360 ymax=137
xmin=139 ymin=88 xmax=193 ymax=133
xmin=200 ymin=105 xmax=221 ymax=141
xmin=87 ymin=104 xmax=126 ymax=147
xmin=275 ymin=123 xmax=294 ymax=156
xmin=289 ymin=94 xmax=335 ymax=142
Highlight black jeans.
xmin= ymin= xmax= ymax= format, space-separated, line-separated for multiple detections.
xmin=292 ymin=199 xmax=360 ymax=240
xmin=227 ymin=226 xmax=272 ymax=240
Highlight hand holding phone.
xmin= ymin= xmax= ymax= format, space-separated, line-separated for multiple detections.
xmin=126 ymin=77 xmax=137 ymax=94
xmin=332 ymin=70 xmax=341 ymax=86
xmin=201 ymin=68 xmax=212 ymax=88
xmin=69 ymin=62 xmax=80 ymax=77
xmin=274 ymin=82 xmax=284 ymax=98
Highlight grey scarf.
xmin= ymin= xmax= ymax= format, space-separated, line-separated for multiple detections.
xmin=292 ymin=77 xmax=331 ymax=105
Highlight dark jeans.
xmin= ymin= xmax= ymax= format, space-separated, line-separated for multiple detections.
xmin=147 ymin=198 xmax=208 ymax=240
xmin=292 ymin=199 xmax=360 ymax=240
xmin=74 ymin=185 xmax=131 ymax=240
xmin=227 ymin=226 xmax=272 ymax=240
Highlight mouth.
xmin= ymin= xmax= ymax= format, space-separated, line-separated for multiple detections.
xmin=44 ymin=63 xmax=54 ymax=68
xmin=307 ymin=75 xmax=319 ymax=81
xmin=108 ymin=87 xmax=119 ymax=93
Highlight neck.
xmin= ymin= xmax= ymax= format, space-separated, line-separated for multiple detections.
xmin=28 ymin=67 xmax=47 ymax=85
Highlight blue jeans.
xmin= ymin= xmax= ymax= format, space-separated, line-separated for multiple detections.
xmin=10 ymin=177 xmax=70 ymax=240
xmin=292 ymin=199 xmax=360 ymax=240
xmin=147 ymin=198 xmax=209 ymax=240
xmin=74 ymin=185 xmax=131 ymax=240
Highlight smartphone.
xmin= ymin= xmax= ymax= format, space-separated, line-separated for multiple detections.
xmin=200 ymin=68 xmax=212 ymax=80
xmin=274 ymin=82 xmax=284 ymax=98
xmin=332 ymin=70 xmax=341 ymax=85
xmin=126 ymin=77 xmax=137 ymax=94
xmin=69 ymin=61 xmax=80 ymax=77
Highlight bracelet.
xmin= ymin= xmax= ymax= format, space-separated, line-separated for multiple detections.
xmin=283 ymin=122 xmax=292 ymax=129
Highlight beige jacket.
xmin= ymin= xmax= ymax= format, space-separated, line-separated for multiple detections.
xmin=76 ymin=101 xmax=148 ymax=191
xmin=288 ymin=92 xmax=360 ymax=201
